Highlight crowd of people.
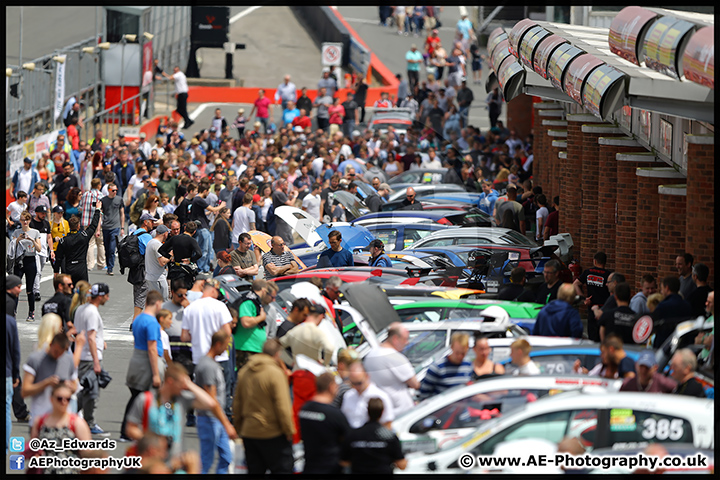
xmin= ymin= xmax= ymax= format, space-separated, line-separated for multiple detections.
xmin=5 ymin=7 xmax=714 ymax=473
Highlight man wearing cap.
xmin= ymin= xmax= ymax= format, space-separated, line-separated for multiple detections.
xmin=29 ymin=205 xmax=53 ymax=301
xmin=80 ymin=178 xmax=107 ymax=271
xmin=130 ymin=213 xmax=160 ymax=320
xmin=368 ymin=239 xmax=393 ymax=267
xmin=73 ymin=282 xmax=111 ymax=434
xmin=11 ymin=157 xmax=41 ymax=200
xmin=619 ymin=351 xmax=676 ymax=393
xmin=56 ymin=200 xmax=102 ymax=285
xmin=146 ymin=225 xmax=172 ymax=300
xmin=6 ymin=274 xmax=23 ymax=318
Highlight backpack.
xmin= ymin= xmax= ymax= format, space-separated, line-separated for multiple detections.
xmin=118 ymin=231 xmax=144 ymax=274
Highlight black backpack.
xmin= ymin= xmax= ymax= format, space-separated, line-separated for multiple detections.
xmin=117 ymin=231 xmax=144 ymax=274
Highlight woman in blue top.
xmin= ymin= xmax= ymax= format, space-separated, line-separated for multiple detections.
xmin=63 ymin=187 xmax=81 ymax=221
xmin=368 ymin=239 xmax=393 ymax=268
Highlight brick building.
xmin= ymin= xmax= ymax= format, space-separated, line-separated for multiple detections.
xmin=487 ymin=7 xmax=714 ymax=292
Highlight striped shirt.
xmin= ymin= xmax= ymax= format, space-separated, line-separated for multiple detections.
xmin=262 ymin=250 xmax=295 ymax=279
xmin=418 ymin=358 xmax=473 ymax=400
xmin=79 ymin=189 xmax=103 ymax=228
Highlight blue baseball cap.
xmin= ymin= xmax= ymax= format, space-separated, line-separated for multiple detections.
xmin=636 ymin=350 xmax=657 ymax=368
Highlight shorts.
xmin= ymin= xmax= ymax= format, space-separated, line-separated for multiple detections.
xmin=133 ymin=281 xmax=148 ymax=309
xmin=472 ymin=59 xmax=481 ymax=71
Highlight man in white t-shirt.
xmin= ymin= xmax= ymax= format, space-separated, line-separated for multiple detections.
xmin=362 ymin=323 xmax=419 ymax=413
xmin=163 ymin=66 xmax=193 ymax=129
xmin=535 ymin=194 xmax=549 ymax=243
xmin=509 ymin=339 xmax=541 ymax=376
xmin=181 ymin=279 xmax=233 ymax=366
xmin=301 ymin=183 xmax=322 ymax=222
xmin=73 ymin=282 xmax=110 ymax=434
xmin=231 ymin=193 xmax=256 ymax=246
xmin=341 ymin=362 xmax=395 ymax=428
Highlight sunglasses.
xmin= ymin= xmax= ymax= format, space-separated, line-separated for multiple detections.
xmin=351 ymin=380 xmax=364 ymax=387
xmin=55 ymin=396 xmax=71 ymax=403
xmin=64 ymin=282 xmax=74 ymax=288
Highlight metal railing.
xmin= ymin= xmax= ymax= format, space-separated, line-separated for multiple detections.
xmin=6 ymin=36 xmax=101 ymax=147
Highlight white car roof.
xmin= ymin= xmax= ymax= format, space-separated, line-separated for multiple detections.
xmin=394 ymin=375 xmax=623 ymax=426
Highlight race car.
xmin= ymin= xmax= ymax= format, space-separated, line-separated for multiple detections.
xmin=393 ymin=375 xmax=622 ymax=454
xmin=402 ymin=390 xmax=714 ymax=473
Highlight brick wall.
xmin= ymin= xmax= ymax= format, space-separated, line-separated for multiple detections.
xmin=658 ymin=185 xmax=688 ymax=280
xmin=597 ymin=137 xmax=648 ymax=272
xmin=506 ymin=93 xmax=534 ymax=140
xmin=534 ymin=105 xmax=563 ymax=193
xmin=685 ymin=135 xmax=715 ymax=287
xmin=563 ymin=114 xmax=598 ymax=264
xmin=580 ymin=124 xmax=622 ymax=271
xmin=635 ymin=168 xmax=686 ymax=287
xmin=548 ymin=129 xmax=567 ymax=200
xmin=616 ymin=152 xmax=663 ymax=288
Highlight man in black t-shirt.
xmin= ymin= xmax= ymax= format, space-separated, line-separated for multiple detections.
xmin=573 ymin=251 xmax=612 ymax=342
xmin=340 ymin=397 xmax=406 ymax=474
xmin=535 ymin=259 xmax=562 ymax=305
xmin=42 ymin=273 xmax=74 ymax=331
xmin=400 ymin=187 xmax=424 ymax=211
xmin=190 ymin=184 xmax=225 ymax=273
xmin=670 ymin=349 xmax=706 ymax=397
xmin=598 ymin=282 xmax=641 ymax=344
xmin=320 ymin=174 xmax=341 ymax=221
xmin=498 ymin=267 xmax=537 ymax=302
xmin=341 ymin=93 xmax=359 ymax=139
xmin=299 ymin=372 xmax=351 ymax=474
xmin=276 ymin=298 xmax=311 ymax=339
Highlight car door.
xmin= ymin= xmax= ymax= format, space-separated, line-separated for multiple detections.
xmin=472 ymin=408 xmax=600 ymax=456
xmin=405 ymin=388 xmax=553 ymax=453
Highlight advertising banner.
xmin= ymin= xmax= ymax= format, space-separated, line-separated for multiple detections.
xmin=53 ymin=55 xmax=67 ymax=120
xmin=608 ymin=6 xmax=658 ymax=65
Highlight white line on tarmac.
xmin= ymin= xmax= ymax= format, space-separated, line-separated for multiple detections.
xmin=189 ymin=102 xmax=242 ymax=121
xmin=230 ymin=6 xmax=262 ymax=24
xmin=20 ymin=274 xmax=54 ymax=291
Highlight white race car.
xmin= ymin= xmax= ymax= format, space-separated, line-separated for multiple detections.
xmin=402 ymin=390 xmax=714 ymax=473
xmin=392 ymin=375 xmax=622 ymax=455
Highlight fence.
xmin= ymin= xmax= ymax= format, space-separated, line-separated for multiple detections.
xmin=6 ymin=36 xmax=101 ymax=148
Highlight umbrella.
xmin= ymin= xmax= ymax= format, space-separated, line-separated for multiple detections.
xmin=315 ymin=223 xmax=375 ymax=252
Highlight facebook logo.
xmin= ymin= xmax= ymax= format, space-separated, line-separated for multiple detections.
xmin=9 ymin=436 xmax=25 ymax=452
xmin=9 ymin=455 xmax=25 ymax=470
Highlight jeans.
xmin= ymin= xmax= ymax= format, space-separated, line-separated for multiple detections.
xmin=342 ymin=119 xmax=356 ymax=139
xmin=77 ymin=360 xmax=100 ymax=426
xmin=33 ymin=255 xmax=48 ymax=294
xmin=102 ymin=228 xmax=120 ymax=273
xmin=196 ymin=228 xmax=213 ymax=273
xmin=459 ymin=106 xmax=470 ymax=127
xmin=197 ymin=415 xmax=232 ymax=474
xmin=257 ymin=116 xmax=269 ymax=133
xmin=6 ymin=376 xmax=12 ymax=454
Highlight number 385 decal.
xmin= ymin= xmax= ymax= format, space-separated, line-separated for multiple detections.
xmin=641 ymin=418 xmax=684 ymax=441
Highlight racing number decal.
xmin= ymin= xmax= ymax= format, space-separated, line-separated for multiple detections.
xmin=544 ymin=363 xmax=566 ymax=374
xmin=641 ymin=418 xmax=684 ymax=441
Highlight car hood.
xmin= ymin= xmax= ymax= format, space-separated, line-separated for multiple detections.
xmin=274 ymin=206 xmax=324 ymax=249
xmin=328 ymin=190 xmax=370 ymax=219
xmin=341 ymin=282 xmax=401 ymax=334
xmin=315 ymin=223 xmax=375 ymax=252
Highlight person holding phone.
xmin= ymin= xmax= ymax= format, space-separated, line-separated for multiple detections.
xmin=11 ymin=211 xmax=43 ymax=321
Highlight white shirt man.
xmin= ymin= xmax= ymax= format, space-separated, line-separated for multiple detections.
xmin=341 ymin=363 xmax=395 ymax=428
xmin=302 ymin=184 xmax=322 ymax=222
xmin=181 ymin=281 xmax=233 ymax=365
xmin=231 ymin=197 xmax=256 ymax=241
xmin=362 ymin=323 xmax=419 ymax=412
xmin=170 ymin=68 xmax=188 ymax=95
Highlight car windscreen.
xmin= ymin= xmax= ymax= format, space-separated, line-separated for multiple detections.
xmin=403 ymin=329 xmax=449 ymax=371
xmin=372 ymin=122 xmax=412 ymax=131
xmin=501 ymin=230 xmax=538 ymax=247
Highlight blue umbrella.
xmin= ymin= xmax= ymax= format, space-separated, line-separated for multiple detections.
xmin=315 ymin=223 xmax=375 ymax=252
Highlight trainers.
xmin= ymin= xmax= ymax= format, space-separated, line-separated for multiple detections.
xmin=185 ymin=417 xmax=196 ymax=427
xmin=90 ymin=424 xmax=110 ymax=436
xmin=107 ymin=270 xmax=114 ymax=276
xmin=34 ymin=292 xmax=41 ymax=301
xmin=26 ymin=312 xmax=35 ymax=322
xmin=118 ymin=436 xmax=132 ymax=443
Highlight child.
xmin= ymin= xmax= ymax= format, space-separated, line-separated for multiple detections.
xmin=470 ymin=43 xmax=482 ymax=84
xmin=233 ymin=108 xmax=246 ymax=140
xmin=156 ymin=309 xmax=173 ymax=367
